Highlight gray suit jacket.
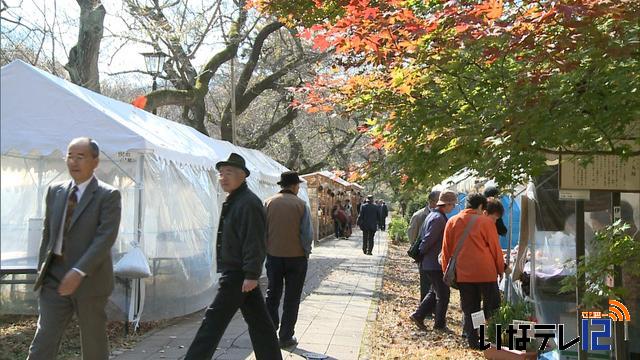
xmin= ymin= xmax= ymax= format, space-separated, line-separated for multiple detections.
xmin=34 ymin=177 xmax=122 ymax=298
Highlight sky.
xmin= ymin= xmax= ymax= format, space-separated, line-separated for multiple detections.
xmin=1 ymin=0 xmax=226 ymax=87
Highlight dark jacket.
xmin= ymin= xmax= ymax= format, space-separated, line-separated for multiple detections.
xmin=381 ymin=204 xmax=389 ymax=218
xmin=216 ymin=182 xmax=266 ymax=280
xmin=357 ymin=202 xmax=380 ymax=232
xmin=418 ymin=209 xmax=448 ymax=271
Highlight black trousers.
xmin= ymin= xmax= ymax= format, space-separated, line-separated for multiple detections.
xmin=185 ymin=271 xmax=282 ymax=360
xmin=265 ymin=255 xmax=308 ymax=341
xmin=362 ymin=229 xmax=375 ymax=253
xmin=458 ymin=282 xmax=501 ymax=349
xmin=413 ymin=270 xmax=450 ymax=328
xmin=333 ymin=220 xmax=342 ymax=238
xmin=419 ymin=267 xmax=433 ymax=305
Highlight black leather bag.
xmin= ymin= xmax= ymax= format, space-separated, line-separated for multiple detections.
xmin=407 ymin=237 xmax=423 ymax=262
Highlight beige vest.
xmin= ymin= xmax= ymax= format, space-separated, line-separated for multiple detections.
xmin=265 ymin=191 xmax=305 ymax=257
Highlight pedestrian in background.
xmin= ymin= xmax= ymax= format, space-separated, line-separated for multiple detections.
xmin=409 ymin=190 xmax=457 ymax=331
xmin=331 ymin=204 xmax=343 ymax=239
xmin=264 ymin=171 xmax=313 ymax=349
xmin=407 ymin=190 xmax=441 ymax=303
xmin=357 ymin=195 xmax=380 ymax=255
xmin=380 ymin=201 xmax=389 ymax=230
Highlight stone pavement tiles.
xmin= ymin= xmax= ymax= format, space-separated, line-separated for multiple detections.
xmin=111 ymin=230 xmax=388 ymax=360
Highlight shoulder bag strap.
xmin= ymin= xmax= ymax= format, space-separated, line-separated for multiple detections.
xmin=450 ymin=215 xmax=479 ymax=261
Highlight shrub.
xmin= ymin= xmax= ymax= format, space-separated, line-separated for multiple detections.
xmin=388 ymin=216 xmax=409 ymax=244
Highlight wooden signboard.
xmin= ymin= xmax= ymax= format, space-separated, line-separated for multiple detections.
xmin=559 ymin=154 xmax=640 ymax=192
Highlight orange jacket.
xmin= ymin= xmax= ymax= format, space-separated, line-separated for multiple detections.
xmin=441 ymin=209 xmax=505 ymax=283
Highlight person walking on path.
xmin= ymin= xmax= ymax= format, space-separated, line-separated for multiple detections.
xmin=264 ymin=171 xmax=313 ymax=349
xmin=441 ymin=193 xmax=505 ymax=350
xmin=343 ymin=199 xmax=353 ymax=237
xmin=380 ymin=201 xmax=389 ymax=230
xmin=407 ymin=190 xmax=440 ymax=303
xmin=28 ymin=137 xmax=122 ymax=360
xmin=357 ymin=195 xmax=381 ymax=255
xmin=331 ymin=204 xmax=343 ymax=239
xmin=185 ymin=153 xmax=282 ymax=360
xmin=409 ymin=190 xmax=457 ymax=331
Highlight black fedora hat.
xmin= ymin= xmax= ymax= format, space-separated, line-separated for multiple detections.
xmin=216 ymin=152 xmax=250 ymax=177
xmin=277 ymin=171 xmax=303 ymax=186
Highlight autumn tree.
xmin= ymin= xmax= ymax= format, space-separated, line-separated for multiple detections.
xmin=1 ymin=0 xmax=105 ymax=92
xmin=255 ymin=0 xmax=640 ymax=187
xmin=119 ymin=0 xmax=321 ymax=139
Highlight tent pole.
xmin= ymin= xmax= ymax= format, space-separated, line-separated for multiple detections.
xmin=133 ymin=153 xmax=145 ymax=329
xmin=36 ymin=157 xmax=44 ymax=218
xmin=575 ymin=200 xmax=587 ymax=360
xmin=611 ymin=192 xmax=626 ymax=359
xmin=505 ymin=193 xmax=514 ymax=303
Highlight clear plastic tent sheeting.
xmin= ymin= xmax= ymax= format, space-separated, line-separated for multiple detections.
xmin=0 ymin=60 xmax=310 ymax=321
xmin=1 ymin=149 xmax=306 ymax=321
xmin=520 ymin=171 xmax=640 ymax=357
xmin=0 ymin=153 xmax=220 ymax=321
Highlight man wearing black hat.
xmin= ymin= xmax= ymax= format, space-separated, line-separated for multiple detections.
xmin=357 ymin=195 xmax=381 ymax=255
xmin=185 ymin=153 xmax=282 ymax=360
xmin=264 ymin=171 xmax=313 ymax=348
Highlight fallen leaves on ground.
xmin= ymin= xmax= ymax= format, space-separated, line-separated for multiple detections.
xmin=0 ymin=314 xmax=167 ymax=360
xmin=365 ymin=242 xmax=484 ymax=359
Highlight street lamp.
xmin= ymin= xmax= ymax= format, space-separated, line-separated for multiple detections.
xmin=141 ymin=51 xmax=168 ymax=114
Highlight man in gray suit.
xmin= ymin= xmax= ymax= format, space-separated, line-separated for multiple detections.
xmin=28 ymin=137 xmax=122 ymax=360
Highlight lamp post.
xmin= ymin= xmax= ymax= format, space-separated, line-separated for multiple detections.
xmin=141 ymin=51 xmax=168 ymax=114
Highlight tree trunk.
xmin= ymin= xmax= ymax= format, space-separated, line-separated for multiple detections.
xmin=65 ymin=0 xmax=105 ymax=93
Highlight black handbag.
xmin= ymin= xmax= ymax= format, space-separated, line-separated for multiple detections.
xmin=407 ymin=237 xmax=423 ymax=262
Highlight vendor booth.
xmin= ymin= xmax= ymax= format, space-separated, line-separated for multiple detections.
xmin=510 ymin=166 xmax=639 ymax=359
xmin=0 ymin=60 xmax=308 ymax=322
xmin=302 ymin=171 xmax=357 ymax=241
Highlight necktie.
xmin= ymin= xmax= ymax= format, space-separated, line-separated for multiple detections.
xmin=63 ymin=186 xmax=79 ymax=235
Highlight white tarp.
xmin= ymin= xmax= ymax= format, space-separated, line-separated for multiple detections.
xmin=1 ymin=60 xmax=219 ymax=169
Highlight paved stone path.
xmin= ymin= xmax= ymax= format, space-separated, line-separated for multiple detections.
xmin=112 ymin=229 xmax=388 ymax=360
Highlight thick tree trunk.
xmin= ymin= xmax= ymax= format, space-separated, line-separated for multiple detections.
xmin=65 ymin=0 xmax=105 ymax=93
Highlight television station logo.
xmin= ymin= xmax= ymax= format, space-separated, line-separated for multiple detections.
xmin=478 ymin=300 xmax=631 ymax=352
xmin=581 ymin=299 xmax=631 ymax=351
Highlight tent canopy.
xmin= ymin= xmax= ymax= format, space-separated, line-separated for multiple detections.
xmin=1 ymin=60 xmax=219 ymax=169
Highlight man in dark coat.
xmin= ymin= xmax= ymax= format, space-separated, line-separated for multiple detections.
xmin=357 ymin=195 xmax=381 ymax=255
xmin=380 ymin=201 xmax=389 ymax=230
xmin=407 ymin=190 xmax=440 ymax=304
xmin=409 ymin=190 xmax=457 ymax=331
xmin=185 ymin=153 xmax=282 ymax=360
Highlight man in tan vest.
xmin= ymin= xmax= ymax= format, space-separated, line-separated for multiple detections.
xmin=264 ymin=171 xmax=313 ymax=348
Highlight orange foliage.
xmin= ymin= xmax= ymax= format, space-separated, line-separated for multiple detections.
xmin=131 ymin=96 xmax=148 ymax=110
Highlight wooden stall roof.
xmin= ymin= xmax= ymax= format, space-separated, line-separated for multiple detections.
xmin=302 ymin=171 xmax=352 ymax=188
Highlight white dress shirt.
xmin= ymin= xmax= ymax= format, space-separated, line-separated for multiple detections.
xmin=53 ymin=175 xmax=94 ymax=276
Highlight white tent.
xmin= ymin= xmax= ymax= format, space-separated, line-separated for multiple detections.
xmin=0 ymin=60 xmax=308 ymax=321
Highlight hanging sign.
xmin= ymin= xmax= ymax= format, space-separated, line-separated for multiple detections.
xmin=559 ymin=154 xmax=640 ymax=192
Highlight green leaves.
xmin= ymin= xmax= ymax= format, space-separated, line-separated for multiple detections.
xmin=560 ymin=220 xmax=640 ymax=310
